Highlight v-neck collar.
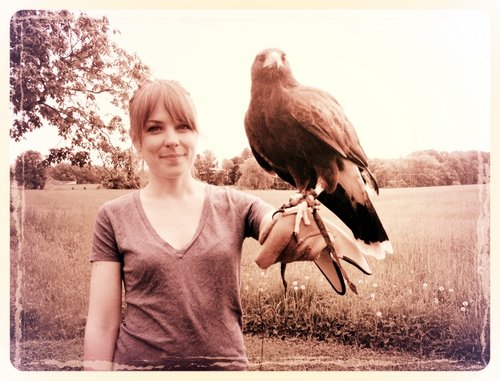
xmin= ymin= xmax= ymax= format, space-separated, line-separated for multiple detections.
xmin=134 ymin=185 xmax=210 ymax=257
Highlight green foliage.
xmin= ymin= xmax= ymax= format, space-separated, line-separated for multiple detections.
xmin=370 ymin=150 xmax=490 ymax=188
xmin=271 ymin=177 xmax=294 ymax=190
xmin=10 ymin=10 xmax=151 ymax=167
xmin=194 ymin=150 xmax=219 ymax=184
xmin=14 ymin=150 xmax=48 ymax=189
xmin=102 ymin=172 xmax=140 ymax=189
xmin=237 ymin=157 xmax=274 ymax=190
xmin=48 ymin=163 xmax=77 ymax=182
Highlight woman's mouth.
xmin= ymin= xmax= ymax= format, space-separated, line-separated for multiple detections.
xmin=160 ymin=153 xmax=185 ymax=159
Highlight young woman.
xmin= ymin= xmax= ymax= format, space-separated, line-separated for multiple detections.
xmin=83 ymin=80 xmax=275 ymax=371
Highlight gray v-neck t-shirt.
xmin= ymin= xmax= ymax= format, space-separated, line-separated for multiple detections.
xmin=91 ymin=184 xmax=272 ymax=370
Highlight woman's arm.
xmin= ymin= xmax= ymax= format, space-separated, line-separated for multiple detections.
xmin=83 ymin=261 xmax=122 ymax=371
xmin=258 ymin=210 xmax=275 ymax=237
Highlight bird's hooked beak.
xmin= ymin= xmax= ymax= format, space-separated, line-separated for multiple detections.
xmin=263 ymin=50 xmax=284 ymax=69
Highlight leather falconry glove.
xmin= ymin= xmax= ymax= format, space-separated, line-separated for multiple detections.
xmin=256 ymin=204 xmax=372 ymax=295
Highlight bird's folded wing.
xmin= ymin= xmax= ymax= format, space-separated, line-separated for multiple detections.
xmin=284 ymin=86 xmax=371 ymax=169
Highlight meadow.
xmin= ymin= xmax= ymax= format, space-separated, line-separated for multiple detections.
xmin=9 ymin=184 xmax=490 ymax=370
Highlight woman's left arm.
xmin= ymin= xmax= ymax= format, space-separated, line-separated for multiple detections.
xmin=258 ymin=210 xmax=275 ymax=238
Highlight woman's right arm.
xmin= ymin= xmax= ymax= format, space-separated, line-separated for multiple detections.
xmin=83 ymin=261 xmax=122 ymax=371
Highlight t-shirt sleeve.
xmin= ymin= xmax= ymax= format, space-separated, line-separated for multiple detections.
xmin=91 ymin=204 xmax=121 ymax=262
xmin=237 ymin=191 xmax=274 ymax=240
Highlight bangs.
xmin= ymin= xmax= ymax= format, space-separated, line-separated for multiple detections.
xmin=129 ymin=80 xmax=198 ymax=146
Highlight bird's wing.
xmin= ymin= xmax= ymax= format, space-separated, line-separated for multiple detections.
xmin=250 ymin=146 xmax=275 ymax=174
xmin=284 ymin=85 xmax=370 ymax=169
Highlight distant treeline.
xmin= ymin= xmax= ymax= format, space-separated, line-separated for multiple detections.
xmin=192 ymin=148 xmax=490 ymax=190
xmin=12 ymin=148 xmax=489 ymax=190
xmin=369 ymin=150 xmax=489 ymax=188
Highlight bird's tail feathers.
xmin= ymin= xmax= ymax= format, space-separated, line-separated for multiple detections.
xmin=357 ymin=239 xmax=394 ymax=260
xmin=317 ymin=185 xmax=391 ymax=252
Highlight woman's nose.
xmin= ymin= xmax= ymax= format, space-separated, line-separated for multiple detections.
xmin=163 ymin=127 xmax=180 ymax=147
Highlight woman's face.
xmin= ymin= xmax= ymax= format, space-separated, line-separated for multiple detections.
xmin=139 ymin=101 xmax=198 ymax=180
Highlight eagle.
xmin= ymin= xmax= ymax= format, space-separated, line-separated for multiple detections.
xmin=244 ymin=48 xmax=393 ymax=288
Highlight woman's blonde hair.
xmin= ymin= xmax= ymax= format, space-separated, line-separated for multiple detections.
xmin=128 ymin=79 xmax=198 ymax=148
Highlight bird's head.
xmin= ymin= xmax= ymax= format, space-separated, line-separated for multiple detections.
xmin=250 ymin=48 xmax=295 ymax=85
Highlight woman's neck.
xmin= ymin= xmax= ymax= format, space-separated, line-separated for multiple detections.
xmin=142 ymin=173 xmax=204 ymax=199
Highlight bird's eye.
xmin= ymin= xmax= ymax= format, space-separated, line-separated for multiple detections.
xmin=281 ymin=53 xmax=286 ymax=62
xmin=257 ymin=54 xmax=265 ymax=62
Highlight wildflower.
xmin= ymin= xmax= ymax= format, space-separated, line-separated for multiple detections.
xmin=300 ymin=285 xmax=306 ymax=290
xmin=423 ymin=283 xmax=428 ymax=289
xmin=448 ymin=288 xmax=454 ymax=293
xmin=462 ymin=301 xmax=468 ymax=307
xmin=372 ymin=283 xmax=378 ymax=288
xmin=434 ymin=298 xmax=439 ymax=304
xmin=376 ymin=311 xmax=382 ymax=317
xmin=292 ymin=281 xmax=298 ymax=286
xmin=438 ymin=286 xmax=445 ymax=292
xmin=258 ymin=287 xmax=264 ymax=292
xmin=460 ymin=307 xmax=466 ymax=312
xmin=370 ymin=293 xmax=376 ymax=300
xmin=293 ymin=286 xmax=299 ymax=291
xmin=358 ymin=279 xmax=364 ymax=284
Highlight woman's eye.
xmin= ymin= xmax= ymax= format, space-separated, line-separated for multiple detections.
xmin=177 ymin=124 xmax=191 ymax=131
xmin=147 ymin=125 xmax=161 ymax=132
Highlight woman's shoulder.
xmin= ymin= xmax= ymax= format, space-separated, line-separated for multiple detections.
xmin=207 ymin=184 xmax=252 ymax=201
xmin=207 ymin=184 xmax=271 ymax=210
xmin=98 ymin=190 xmax=139 ymax=212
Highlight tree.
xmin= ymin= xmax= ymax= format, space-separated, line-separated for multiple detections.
xmin=10 ymin=10 xmax=151 ymax=167
xmin=271 ymin=177 xmax=294 ymax=190
xmin=14 ymin=150 xmax=48 ymax=189
xmin=240 ymin=147 xmax=253 ymax=161
xmin=220 ymin=159 xmax=235 ymax=185
xmin=101 ymin=148 xmax=141 ymax=188
xmin=237 ymin=157 xmax=274 ymax=190
xmin=194 ymin=150 xmax=219 ymax=184
xmin=49 ymin=163 xmax=77 ymax=182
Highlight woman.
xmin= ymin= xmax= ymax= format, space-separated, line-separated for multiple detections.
xmin=83 ymin=79 xmax=275 ymax=371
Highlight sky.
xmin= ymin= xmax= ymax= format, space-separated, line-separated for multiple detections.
xmin=8 ymin=8 xmax=492 ymax=164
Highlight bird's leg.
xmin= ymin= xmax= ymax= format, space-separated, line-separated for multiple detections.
xmin=280 ymin=262 xmax=288 ymax=292
xmin=280 ymin=184 xmax=323 ymax=239
xmin=283 ymin=190 xmax=319 ymax=240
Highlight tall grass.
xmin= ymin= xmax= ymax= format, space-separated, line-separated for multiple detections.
xmin=10 ymin=184 xmax=489 ymax=364
xmin=10 ymin=188 xmax=130 ymax=341
xmin=241 ymin=186 xmax=489 ymax=362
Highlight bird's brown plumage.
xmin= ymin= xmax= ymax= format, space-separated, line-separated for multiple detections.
xmin=244 ymin=48 xmax=392 ymax=258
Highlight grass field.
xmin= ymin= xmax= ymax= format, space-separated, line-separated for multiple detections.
xmin=9 ymin=183 xmax=490 ymax=370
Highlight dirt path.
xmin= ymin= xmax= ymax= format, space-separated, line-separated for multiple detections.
xmin=10 ymin=336 xmax=485 ymax=371
xmin=244 ymin=335 xmax=485 ymax=371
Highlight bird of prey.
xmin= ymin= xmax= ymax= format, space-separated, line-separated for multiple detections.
xmin=244 ymin=48 xmax=393 ymax=289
